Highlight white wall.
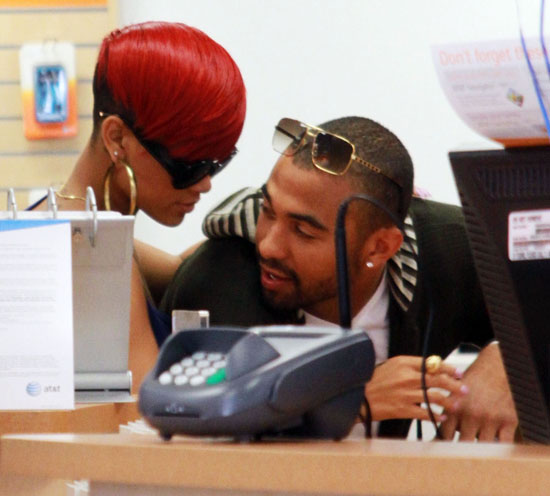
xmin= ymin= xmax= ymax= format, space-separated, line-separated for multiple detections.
xmin=118 ymin=0 xmax=529 ymax=254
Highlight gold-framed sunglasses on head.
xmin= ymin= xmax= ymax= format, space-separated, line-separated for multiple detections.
xmin=272 ymin=117 xmax=402 ymax=189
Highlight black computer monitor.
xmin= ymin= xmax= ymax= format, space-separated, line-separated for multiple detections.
xmin=450 ymin=146 xmax=550 ymax=444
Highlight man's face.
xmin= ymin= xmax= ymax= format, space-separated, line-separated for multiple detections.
xmin=255 ymin=156 xmax=364 ymax=323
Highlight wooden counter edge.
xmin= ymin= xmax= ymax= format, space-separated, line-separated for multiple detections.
xmin=2 ymin=434 xmax=550 ymax=496
xmin=0 ymin=400 xmax=139 ymax=435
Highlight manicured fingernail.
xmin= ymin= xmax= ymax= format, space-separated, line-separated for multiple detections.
xmin=460 ymin=384 xmax=469 ymax=394
xmin=439 ymin=414 xmax=448 ymax=422
xmin=454 ymin=369 xmax=464 ymax=379
xmin=452 ymin=400 xmax=460 ymax=412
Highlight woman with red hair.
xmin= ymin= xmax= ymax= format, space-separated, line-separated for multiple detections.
xmin=30 ymin=21 xmax=246 ymax=389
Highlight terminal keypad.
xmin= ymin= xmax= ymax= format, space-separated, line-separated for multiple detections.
xmin=158 ymin=351 xmax=227 ymax=387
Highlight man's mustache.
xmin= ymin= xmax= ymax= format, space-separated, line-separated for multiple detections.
xmin=257 ymin=253 xmax=299 ymax=284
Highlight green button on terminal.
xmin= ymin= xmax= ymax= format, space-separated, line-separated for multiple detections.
xmin=206 ymin=368 xmax=226 ymax=385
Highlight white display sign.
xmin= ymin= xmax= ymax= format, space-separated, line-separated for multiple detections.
xmin=0 ymin=220 xmax=74 ymax=410
xmin=508 ymin=209 xmax=550 ymax=261
xmin=432 ymin=38 xmax=550 ymax=147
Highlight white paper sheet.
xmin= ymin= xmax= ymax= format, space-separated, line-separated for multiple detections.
xmin=509 ymin=209 xmax=550 ymax=261
xmin=432 ymin=38 xmax=550 ymax=146
xmin=0 ymin=220 xmax=74 ymax=410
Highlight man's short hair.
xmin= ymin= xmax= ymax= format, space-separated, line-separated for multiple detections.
xmin=292 ymin=116 xmax=414 ymax=229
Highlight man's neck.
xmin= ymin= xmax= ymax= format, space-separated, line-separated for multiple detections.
xmin=304 ymin=266 xmax=387 ymax=325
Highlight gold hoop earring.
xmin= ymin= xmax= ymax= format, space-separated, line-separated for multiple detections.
xmin=103 ymin=161 xmax=137 ymax=215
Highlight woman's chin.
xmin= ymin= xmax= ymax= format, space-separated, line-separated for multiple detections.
xmin=164 ymin=213 xmax=186 ymax=227
xmin=146 ymin=210 xmax=186 ymax=228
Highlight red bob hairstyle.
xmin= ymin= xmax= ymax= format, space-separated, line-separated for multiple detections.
xmin=92 ymin=21 xmax=246 ymax=162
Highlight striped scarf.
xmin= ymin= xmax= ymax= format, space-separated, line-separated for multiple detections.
xmin=203 ymin=187 xmax=418 ymax=313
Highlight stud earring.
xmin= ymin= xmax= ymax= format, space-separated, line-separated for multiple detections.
xmin=366 ymin=261 xmax=374 ymax=268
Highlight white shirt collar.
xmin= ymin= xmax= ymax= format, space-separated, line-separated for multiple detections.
xmin=304 ymin=271 xmax=389 ymax=365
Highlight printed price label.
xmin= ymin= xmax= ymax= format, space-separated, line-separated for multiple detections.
xmin=509 ymin=209 xmax=550 ymax=261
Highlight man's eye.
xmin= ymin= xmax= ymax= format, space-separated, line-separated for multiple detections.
xmin=295 ymin=225 xmax=315 ymax=239
xmin=260 ymin=203 xmax=275 ymax=218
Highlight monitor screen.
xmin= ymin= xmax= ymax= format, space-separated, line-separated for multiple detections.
xmin=450 ymin=146 xmax=550 ymax=444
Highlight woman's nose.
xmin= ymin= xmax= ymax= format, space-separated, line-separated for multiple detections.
xmin=189 ymin=174 xmax=212 ymax=193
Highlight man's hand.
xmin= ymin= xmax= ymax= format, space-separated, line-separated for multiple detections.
xmin=439 ymin=342 xmax=518 ymax=442
xmin=365 ymin=355 xmax=467 ymax=422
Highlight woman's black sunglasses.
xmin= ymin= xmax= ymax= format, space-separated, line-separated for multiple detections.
xmin=140 ymin=138 xmax=237 ymax=189
xmin=99 ymin=112 xmax=237 ymax=189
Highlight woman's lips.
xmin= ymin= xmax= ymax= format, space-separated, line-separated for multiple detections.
xmin=175 ymin=201 xmax=197 ymax=213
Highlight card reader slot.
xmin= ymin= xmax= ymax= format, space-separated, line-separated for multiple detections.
xmin=269 ymin=337 xmax=373 ymax=414
xmin=225 ymin=333 xmax=280 ymax=380
xmin=154 ymin=412 xmax=200 ymax=418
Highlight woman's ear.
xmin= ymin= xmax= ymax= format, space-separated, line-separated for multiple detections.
xmin=361 ymin=226 xmax=403 ymax=268
xmin=100 ymin=115 xmax=127 ymax=162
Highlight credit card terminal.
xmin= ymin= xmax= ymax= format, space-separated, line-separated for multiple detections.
xmin=138 ymin=325 xmax=374 ymax=441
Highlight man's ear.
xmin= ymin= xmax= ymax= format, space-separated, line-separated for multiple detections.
xmin=100 ymin=115 xmax=127 ymax=162
xmin=361 ymin=226 xmax=403 ymax=268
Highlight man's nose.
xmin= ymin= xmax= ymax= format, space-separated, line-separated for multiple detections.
xmin=258 ymin=223 xmax=288 ymax=261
